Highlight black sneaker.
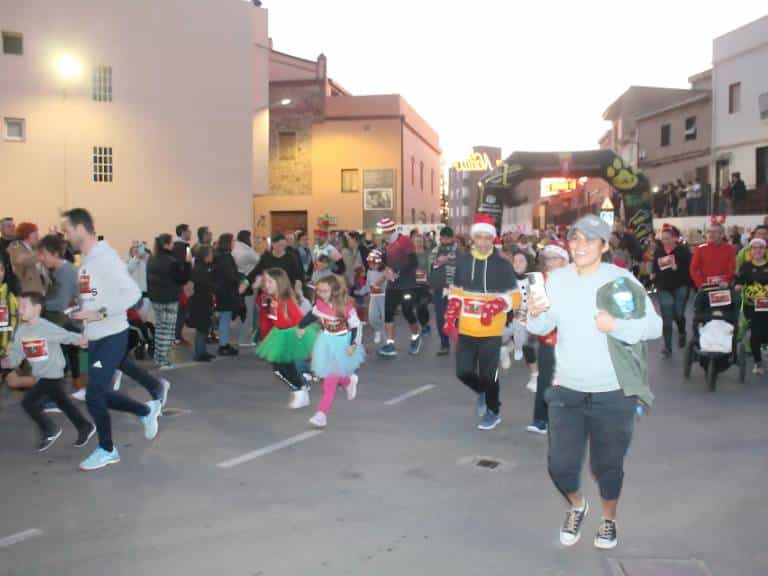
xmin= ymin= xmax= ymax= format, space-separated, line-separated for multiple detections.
xmin=226 ymin=345 xmax=240 ymax=356
xmin=560 ymin=500 xmax=589 ymax=547
xmin=75 ymin=423 xmax=96 ymax=448
xmin=194 ymin=355 xmax=213 ymax=363
xmin=678 ymin=333 xmax=687 ymax=349
xmin=38 ymin=428 xmax=63 ymax=452
xmin=594 ymin=518 xmax=618 ymax=550
xmin=437 ymin=345 xmax=450 ymax=357
xmin=218 ymin=346 xmax=237 ymax=357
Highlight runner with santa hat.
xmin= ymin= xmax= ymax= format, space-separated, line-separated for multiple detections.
xmin=443 ymin=214 xmax=519 ymax=430
xmin=377 ymin=218 xmax=422 ymax=357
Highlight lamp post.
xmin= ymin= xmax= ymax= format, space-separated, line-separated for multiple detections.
xmin=54 ymin=53 xmax=83 ymax=213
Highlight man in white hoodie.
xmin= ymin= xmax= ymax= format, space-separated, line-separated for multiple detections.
xmin=63 ymin=208 xmax=163 ymax=471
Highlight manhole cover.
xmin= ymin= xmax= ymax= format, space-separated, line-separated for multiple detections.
xmin=607 ymin=558 xmax=712 ymax=576
xmin=476 ymin=459 xmax=501 ymax=470
xmin=161 ymin=408 xmax=191 ymax=418
xmin=457 ymin=455 xmax=514 ymax=472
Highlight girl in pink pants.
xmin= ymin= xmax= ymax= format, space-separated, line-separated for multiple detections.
xmin=297 ymin=275 xmax=365 ymax=428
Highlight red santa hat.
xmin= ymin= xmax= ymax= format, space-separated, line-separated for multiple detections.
xmin=542 ymin=239 xmax=569 ymax=262
xmin=470 ymin=214 xmax=497 ymax=237
xmin=377 ymin=218 xmax=397 ymax=236
xmin=367 ymin=249 xmax=383 ymax=263
xmin=661 ymin=223 xmax=681 ymax=238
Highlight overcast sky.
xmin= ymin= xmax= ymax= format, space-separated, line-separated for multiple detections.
xmin=266 ymin=1 xmax=766 ymax=164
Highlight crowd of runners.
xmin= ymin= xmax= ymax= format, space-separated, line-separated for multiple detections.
xmin=1 ymin=208 xmax=767 ymax=550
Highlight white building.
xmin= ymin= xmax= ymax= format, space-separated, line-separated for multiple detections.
xmin=711 ymin=14 xmax=768 ymax=195
xmin=0 ymin=0 xmax=269 ymax=253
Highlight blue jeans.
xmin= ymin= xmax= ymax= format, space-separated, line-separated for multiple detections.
xmin=433 ymin=288 xmax=449 ymax=348
xmin=657 ymin=286 xmax=689 ymax=350
xmin=218 ymin=311 xmax=233 ymax=347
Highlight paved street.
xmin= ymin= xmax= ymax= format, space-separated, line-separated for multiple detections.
xmin=1 ymin=325 xmax=767 ymax=576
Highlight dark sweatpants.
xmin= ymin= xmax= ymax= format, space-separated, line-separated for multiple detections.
xmin=533 ymin=342 xmax=555 ymax=425
xmin=455 ymin=335 xmax=501 ymax=414
xmin=546 ymin=387 xmax=636 ymax=502
xmin=22 ymin=378 xmax=91 ymax=437
xmin=86 ymin=330 xmax=149 ymax=452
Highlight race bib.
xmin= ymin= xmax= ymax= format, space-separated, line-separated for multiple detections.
xmin=658 ymin=255 xmax=675 ymax=271
xmin=463 ymin=298 xmax=483 ymax=317
xmin=416 ymin=270 xmax=428 ymax=284
xmin=755 ymin=297 xmax=768 ymax=312
xmin=708 ymin=290 xmax=732 ymax=308
xmin=22 ymin=338 xmax=49 ymax=363
xmin=705 ymin=275 xmax=725 ymax=286
xmin=79 ymin=272 xmax=95 ymax=301
xmin=0 ymin=304 xmax=9 ymax=331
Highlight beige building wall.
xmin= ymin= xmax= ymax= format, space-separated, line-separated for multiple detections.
xmin=0 ymin=0 xmax=267 ymax=254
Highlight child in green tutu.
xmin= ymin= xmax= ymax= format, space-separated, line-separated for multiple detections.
xmin=255 ymin=268 xmax=317 ymax=409
xmin=297 ymin=275 xmax=365 ymax=428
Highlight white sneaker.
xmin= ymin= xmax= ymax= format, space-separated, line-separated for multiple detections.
xmin=374 ymin=331 xmax=382 ymax=345
xmin=71 ymin=388 xmax=87 ymax=402
xmin=346 ymin=374 xmax=358 ymax=401
xmin=513 ymin=347 xmax=524 ymax=362
xmin=289 ymin=388 xmax=310 ymax=410
xmin=560 ymin=500 xmax=589 ymax=547
xmin=527 ymin=373 xmax=539 ymax=393
xmin=753 ymin=364 xmax=764 ymax=375
xmin=112 ymin=370 xmax=123 ymax=391
xmin=158 ymin=364 xmax=175 ymax=372
xmin=499 ymin=346 xmax=512 ymax=370
xmin=309 ymin=411 xmax=327 ymax=428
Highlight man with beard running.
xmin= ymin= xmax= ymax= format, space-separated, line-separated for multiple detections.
xmin=63 ymin=208 xmax=164 ymax=471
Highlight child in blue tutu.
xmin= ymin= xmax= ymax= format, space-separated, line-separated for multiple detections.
xmin=297 ymin=275 xmax=364 ymax=428
xmin=255 ymin=269 xmax=317 ymax=410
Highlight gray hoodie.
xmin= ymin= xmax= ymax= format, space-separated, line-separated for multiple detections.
xmin=8 ymin=318 xmax=82 ymax=380
xmin=78 ymin=241 xmax=141 ymax=341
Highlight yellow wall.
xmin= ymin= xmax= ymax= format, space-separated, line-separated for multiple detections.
xmin=254 ymin=117 xmax=403 ymax=238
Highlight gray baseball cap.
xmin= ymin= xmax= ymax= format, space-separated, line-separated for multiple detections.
xmin=567 ymin=214 xmax=612 ymax=243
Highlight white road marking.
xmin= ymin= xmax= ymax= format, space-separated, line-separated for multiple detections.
xmin=384 ymin=384 xmax=437 ymax=406
xmin=217 ymin=430 xmax=324 ymax=469
xmin=0 ymin=529 xmax=43 ymax=548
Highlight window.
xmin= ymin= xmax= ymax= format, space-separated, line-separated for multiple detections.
xmin=684 ymin=116 xmax=697 ymax=141
xmin=92 ymin=66 xmax=112 ymax=102
xmin=419 ymin=162 xmax=424 ymax=191
xmin=410 ymin=156 xmax=415 ymax=186
xmin=660 ymin=124 xmax=671 ymax=147
xmin=729 ymin=82 xmax=741 ymax=114
xmin=3 ymin=118 xmax=25 ymax=141
xmin=430 ymin=169 xmax=435 ymax=196
xmin=2 ymin=32 xmax=22 ymax=55
xmin=341 ymin=169 xmax=359 ymax=193
xmin=757 ymin=146 xmax=768 ymax=187
xmin=278 ymin=132 xmax=297 ymax=161
xmin=92 ymin=146 xmax=113 ymax=183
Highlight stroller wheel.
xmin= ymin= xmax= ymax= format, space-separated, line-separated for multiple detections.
xmin=683 ymin=341 xmax=694 ymax=380
xmin=706 ymin=356 xmax=718 ymax=392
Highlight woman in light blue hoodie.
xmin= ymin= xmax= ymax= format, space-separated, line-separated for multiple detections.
xmin=528 ymin=215 xmax=662 ymax=551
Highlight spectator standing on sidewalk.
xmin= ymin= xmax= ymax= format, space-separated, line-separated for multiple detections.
xmin=527 ymin=214 xmax=662 ymax=550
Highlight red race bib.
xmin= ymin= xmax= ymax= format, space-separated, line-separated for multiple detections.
xmin=708 ymin=290 xmax=732 ymax=308
xmin=755 ymin=297 xmax=768 ymax=312
xmin=416 ymin=270 xmax=428 ymax=284
xmin=658 ymin=255 xmax=676 ymax=271
xmin=22 ymin=338 xmax=49 ymax=363
xmin=0 ymin=304 xmax=9 ymax=331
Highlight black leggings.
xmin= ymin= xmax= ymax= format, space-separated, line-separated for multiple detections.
xmin=456 ymin=335 xmax=502 ymax=414
xmin=416 ymin=286 xmax=431 ymax=327
xmin=745 ymin=307 xmax=768 ymax=364
xmin=533 ymin=343 xmax=555 ymax=424
xmin=384 ymin=289 xmax=418 ymax=325
xmin=22 ymin=377 xmax=91 ymax=437
xmin=272 ymin=362 xmax=303 ymax=391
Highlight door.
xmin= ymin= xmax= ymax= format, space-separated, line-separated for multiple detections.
xmin=757 ymin=146 xmax=768 ymax=188
xmin=270 ymin=211 xmax=308 ymax=237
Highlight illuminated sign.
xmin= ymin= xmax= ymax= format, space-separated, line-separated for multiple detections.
xmin=540 ymin=177 xmax=578 ymax=198
xmin=601 ymin=197 xmax=615 ymax=211
xmin=452 ymin=153 xmax=492 ymax=172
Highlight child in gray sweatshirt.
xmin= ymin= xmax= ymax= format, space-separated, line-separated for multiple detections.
xmin=2 ymin=292 xmax=94 ymax=452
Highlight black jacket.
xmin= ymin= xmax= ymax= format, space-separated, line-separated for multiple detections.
xmin=652 ymin=244 xmax=692 ymax=292
xmin=189 ymin=261 xmax=215 ymax=332
xmin=454 ymin=250 xmax=516 ymax=294
xmin=146 ymin=249 xmax=188 ymax=304
xmin=214 ymin=251 xmax=241 ymax=312
xmin=254 ymin=250 xmax=304 ymax=286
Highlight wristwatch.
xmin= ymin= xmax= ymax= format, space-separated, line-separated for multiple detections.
xmin=98 ymin=307 xmax=108 ymax=320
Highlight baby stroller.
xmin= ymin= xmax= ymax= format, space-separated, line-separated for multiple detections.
xmin=127 ymin=307 xmax=155 ymax=361
xmin=683 ymin=286 xmax=747 ymax=391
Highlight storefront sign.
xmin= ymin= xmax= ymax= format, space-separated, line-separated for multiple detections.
xmin=600 ymin=211 xmax=615 ymax=226
xmin=452 ymin=153 xmax=492 ymax=172
xmin=540 ymin=177 xmax=580 ymax=198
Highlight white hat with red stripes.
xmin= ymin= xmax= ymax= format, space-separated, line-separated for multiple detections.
xmin=377 ymin=218 xmax=397 ymax=235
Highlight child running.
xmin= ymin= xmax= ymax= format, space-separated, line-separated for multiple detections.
xmin=500 ymin=249 xmax=538 ymax=391
xmin=1 ymin=292 xmax=95 ymax=451
xmin=255 ymin=268 xmax=317 ymax=409
xmin=355 ymin=249 xmax=387 ymax=345
xmin=298 ymin=275 xmax=365 ymax=428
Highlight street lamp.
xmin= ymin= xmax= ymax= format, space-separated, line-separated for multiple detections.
xmin=280 ymin=98 xmax=292 ymax=106
xmin=55 ymin=54 xmax=83 ymax=81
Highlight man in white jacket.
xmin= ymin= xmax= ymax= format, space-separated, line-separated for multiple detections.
xmin=63 ymin=208 xmax=163 ymax=471
xmin=232 ymin=230 xmax=260 ymax=347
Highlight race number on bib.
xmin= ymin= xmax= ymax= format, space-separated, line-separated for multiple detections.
xmin=658 ymin=255 xmax=675 ymax=271
xmin=755 ymin=297 xmax=768 ymax=312
xmin=0 ymin=304 xmax=9 ymax=332
xmin=708 ymin=290 xmax=732 ymax=308
xmin=22 ymin=338 xmax=49 ymax=363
